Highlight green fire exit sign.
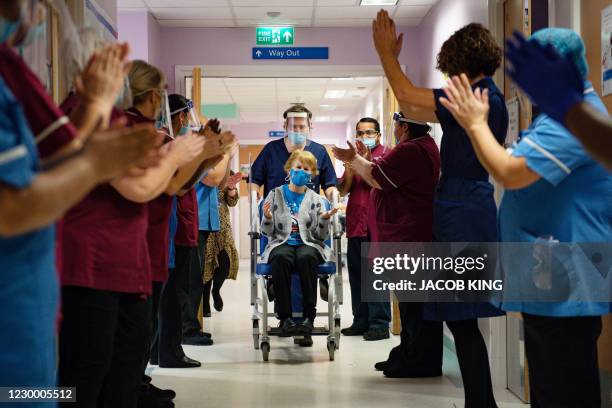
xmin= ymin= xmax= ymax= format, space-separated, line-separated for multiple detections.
xmin=256 ymin=27 xmax=294 ymax=45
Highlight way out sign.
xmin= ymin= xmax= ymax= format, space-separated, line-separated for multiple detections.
xmin=256 ymin=27 xmax=294 ymax=45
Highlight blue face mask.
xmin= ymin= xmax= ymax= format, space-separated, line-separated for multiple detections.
xmin=0 ymin=16 xmax=20 ymax=44
xmin=178 ymin=125 xmax=190 ymax=136
xmin=287 ymin=131 xmax=307 ymax=146
xmin=289 ymin=169 xmax=311 ymax=187
xmin=361 ymin=138 xmax=377 ymax=149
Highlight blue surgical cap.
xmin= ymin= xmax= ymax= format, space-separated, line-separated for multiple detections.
xmin=530 ymin=28 xmax=588 ymax=79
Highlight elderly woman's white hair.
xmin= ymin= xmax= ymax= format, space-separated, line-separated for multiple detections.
xmin=63 ymin=27 xmax=132 ymax=109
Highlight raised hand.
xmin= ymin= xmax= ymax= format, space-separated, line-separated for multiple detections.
xmin=505 ymin=31 xmax=584 ymax=123
xmin=263 ymin=201 xmax=273 ymax=219
xmin=320 ymin=206 xmax=339 ymax=220
xmin=75 ymin=43 xmax=131 ymax=114
xmin=373 ymin=10 xmax=401 ymax=59
xmin=84 ymin=123 xmax=162 ymax=181
xmin=355 ymin=139 xmax=372 ymax=160
xmin=201 ymin=129 xmax=237 ymax=160
xmin=332 ymin=141 xmax=357 ymax=163
xmin=227 ymin=171 xmax=243 ymax=190
xmin=438 ymin=74 xmax=490 ymax=132
xmin=167 ymin=132 xmax=206 ymax=167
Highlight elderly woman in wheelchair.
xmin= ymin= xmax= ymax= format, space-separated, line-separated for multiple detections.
xmin=260 ymin=150 xmax=338 ymax=337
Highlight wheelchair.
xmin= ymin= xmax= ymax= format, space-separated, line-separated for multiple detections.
xmin=248 ymin=187 xmax=343 ymax=362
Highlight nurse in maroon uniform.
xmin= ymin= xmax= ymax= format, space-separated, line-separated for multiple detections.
xmin=332 ymin=111 xmax=441 ymax=376
xmin=58 ymin=60 xmax=206 ymax=407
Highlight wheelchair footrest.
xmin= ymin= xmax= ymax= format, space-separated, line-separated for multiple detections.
xmin=268 ymin=326 xmax=330 ymax=337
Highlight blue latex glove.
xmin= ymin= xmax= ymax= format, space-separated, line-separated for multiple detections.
xmin=505 ymin=31 xmax=584 ymax=123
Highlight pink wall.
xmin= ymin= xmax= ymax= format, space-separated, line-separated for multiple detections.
xmin=118 ymin=11 xmax=149 ymax=62
xmin=155 ymin=26 xmax=421 ymax=92
xmin=416 ymin=0 xmax=489 ymax=88
xmin=147 ymin=13 xmax=162 ymax=68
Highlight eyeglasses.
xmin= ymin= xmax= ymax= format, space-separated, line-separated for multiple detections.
xmin=356 ymin=129 xmax=379 ymax=137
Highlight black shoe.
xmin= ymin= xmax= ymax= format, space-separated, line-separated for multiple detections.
xmin=182 ymin=333 xmax=214 ymax=346
xmin=383 ymin=366 xmax=442 ymax=378
xmin=212 ymin=290 xmax=223 ymax=312
xmin=363 ymin=329 xmax=390 ymax=341
xmin=149 ymin=356 xmax=159 ymax=365
xmin=148 ymin=383 xmax=176 ymax=400
xmin=374 ymin=361 xmax=388 ymax=371
xmin=341 ymin=324 xmax=368 ymax=336
xmin=279 ymin=318 xmax=298 ymax=337
xmin=319 ymin=278 xmax=329 ymax=301
xmin=297 ymin=335 xmax=313 ymax=347
xmin=159 ymin=356 xmax=201 ymax=368
xmin=298 ymin=318 xmax=314 ymax=335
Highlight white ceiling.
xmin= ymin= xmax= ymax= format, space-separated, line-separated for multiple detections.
xmin=185 ymin=76 xmax=382 ymax=123
xmin=118 ymin=0 xmax=438 ymax=28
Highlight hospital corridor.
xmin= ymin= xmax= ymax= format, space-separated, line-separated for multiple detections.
xmin=1 ymin=0 xmax=612 ymax=407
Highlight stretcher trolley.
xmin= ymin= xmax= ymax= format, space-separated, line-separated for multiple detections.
xmin=248 ymin=178 xmax=343 ymax=362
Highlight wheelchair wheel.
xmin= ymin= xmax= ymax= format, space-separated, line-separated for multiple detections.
xmin=261 ymin=342 xmax=270 ymax=362
xmin=253 ymin=320 xmax=260 ymax=349
xmin=334 ymin=318 xmax=341 ymax=349
xmin=327 ymin=338 xmax=336 ymax=361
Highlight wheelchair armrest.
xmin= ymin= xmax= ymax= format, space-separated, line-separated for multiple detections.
xmin=248 ymin=231 xmax=260 ymax=239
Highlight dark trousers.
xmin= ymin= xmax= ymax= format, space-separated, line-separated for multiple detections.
xmin=58 ymin=286 xmax=148 ymax=408
xmin=347 ymin=236 xmax=391 ymax=330
xmin=147 ymin=281 xmax=163 ymax=366
xmin=523 ymin=313 xmax=602 ymax=408
xmin=446 ymin=319 xmax=497 ymax=408
xmin=183 ymin=231 xmax=209 ymax=337
xmin=202 ymin=249 xmax=230 ymax=314
xmin=386 ymin=302 xmax=443 ymax=371
xmin=156 ymin=245 xmax=193 ymax=363
xmin=269 ymin=243 xmax=322 ymax=320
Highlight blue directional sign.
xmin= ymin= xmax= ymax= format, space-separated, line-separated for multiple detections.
xmin=253 ymin=47 xmax=329 ymax=60
xmin=269 ymin=131 xmax=285 ymax=137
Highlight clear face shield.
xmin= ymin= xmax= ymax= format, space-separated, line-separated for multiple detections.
xmin=285 ymin=112 xmax=310 ymax=147
xmin=171 ymin=99 xmax=202 ymax=135
xmin=156 ymin=89 xmax=175 ymax=140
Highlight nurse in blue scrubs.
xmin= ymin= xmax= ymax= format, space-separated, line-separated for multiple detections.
xmin=373 ymin=10 xmax=505 ymax=407
xmin=439 ymin=28 xmax=611 ymax=408
xmin=0 ymin=0 xmax=158 ymax=397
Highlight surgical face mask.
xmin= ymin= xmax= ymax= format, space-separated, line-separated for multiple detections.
xmin=289 ymin=168 xmax=311 ymax=187
xmin=288 ymin=131 xmax=307 ymax=146
xmin=361 ymin=138 xmax=377 ymax=149
xmin=178 ymin=119 xmax=190 ymax=136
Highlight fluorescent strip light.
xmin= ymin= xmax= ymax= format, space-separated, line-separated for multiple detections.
xmin=324 ymin=90 xmax=346 ymax=99
xmin=360 ymin=0 xmax=398 ymax=5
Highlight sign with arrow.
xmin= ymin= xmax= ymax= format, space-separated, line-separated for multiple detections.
xmin=252 ymin=47 xmax=329 ymax=60
xmin=256 ymin=27 xmax=294 ymax=46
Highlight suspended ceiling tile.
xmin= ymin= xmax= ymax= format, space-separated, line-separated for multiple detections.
xmin=394 ymin=5 xmax=431 ymax=18
xmin=315 ymin=5 xmax=394 ymax=19
xmin=314 ymin=18 xmax=373 ymax=27
xmin=235 ymin=19 xmax=312 ymax=27
xmin=233 ymin=6 xmax=314 ymax=20
xmin=145 ymin=0 xmax=230 ymax=5
xmin=232 ymin=0 xmax=314 ymax=5
xmin=157 ymin=19 xmax=236 ymax=27
xmin=150 ymin=7 xmax=233 ymax=19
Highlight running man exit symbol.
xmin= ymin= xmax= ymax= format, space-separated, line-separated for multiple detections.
xmin=257 ymin=27 xmax=294 ymax=45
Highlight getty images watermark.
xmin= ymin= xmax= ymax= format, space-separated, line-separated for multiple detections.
xmin=371 ymin=252 xmax=502 ymax=292
xmin=360 ymin=242 xmax=612 ymax=303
